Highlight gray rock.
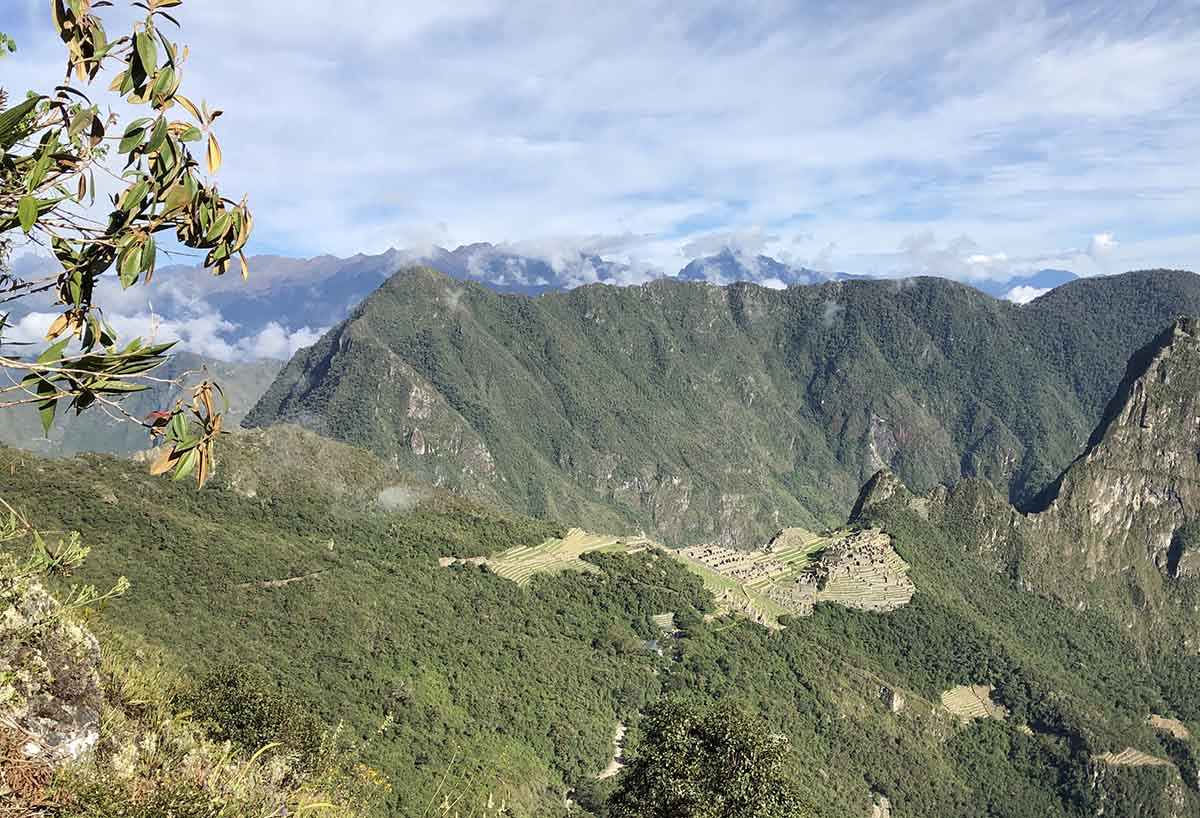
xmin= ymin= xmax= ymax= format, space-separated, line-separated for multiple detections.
xmin=1 ymin=572 xmax=103 ymax=766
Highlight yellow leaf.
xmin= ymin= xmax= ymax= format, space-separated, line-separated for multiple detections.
xmin=206 ymin=132 xmax=221 ymax=174
xmin=239 ymin=251 xmax=249 ymax=281
xmin=44 ymin=312 xmax=71 ymax=342
xmin=175 ymin=94 xmax=202 ymax=123
xmin=148 ymin=447 xmax=177 ymax=476
xmin=196 ymin=448 xmax=210 ymax=488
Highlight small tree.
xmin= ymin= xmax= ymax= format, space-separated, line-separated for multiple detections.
xmin=0 ymin=0 xmax=252 ymax=486
xmin=607 ymin=698 xmax=809 ymax=818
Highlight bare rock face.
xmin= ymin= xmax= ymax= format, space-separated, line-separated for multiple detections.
xmin=879 ymin=686 xmax=905 ymax=714
xmin=1041 ymin=317 xmax=1200 ymax=577
xmin=1 ymin=571 xmax=103 ymax=766
xmin=851 ymin=318 xmax=1200 ymax=641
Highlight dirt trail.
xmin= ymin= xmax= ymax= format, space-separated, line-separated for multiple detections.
xmin=598 ymin=722 xmax=627 ymax=780
xmin=235 ymin=570 xmax=328 ymax=590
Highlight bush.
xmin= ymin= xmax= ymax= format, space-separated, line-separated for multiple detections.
xmin=176 ymin=664 xmax=325 ymax=770
xmin=606 ymin=698 xmax=809 ymax=818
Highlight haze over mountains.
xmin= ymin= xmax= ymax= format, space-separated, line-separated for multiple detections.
xmin=2 ymin=245 xmax=1083 ymax=363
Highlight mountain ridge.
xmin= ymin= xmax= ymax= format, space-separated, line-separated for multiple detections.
xmin=1 ymin=245 xmax=1086 ymax=366
xmin=853 ymin=315 xmax=1200 ymax=643
xmin=246 ymin=266 xmax=1200 ymax=547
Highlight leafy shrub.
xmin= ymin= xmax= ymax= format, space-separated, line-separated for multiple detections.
xmin=177 ymin=664 xmax=325 ymax=770
xmin=607 ymin=698 xmax=809 ymax=818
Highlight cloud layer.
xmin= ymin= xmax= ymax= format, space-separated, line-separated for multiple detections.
xmin=5 ymin=1 xmax=1198 ymax=295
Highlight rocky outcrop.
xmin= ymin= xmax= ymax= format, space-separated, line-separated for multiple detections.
xmin=855 ymin=318 xmax=1200 ymax=639
xmin=1 ymin=574 xmax=102 ymax=767
xmin=1036 ymin=317 xmax=1200 ymax=578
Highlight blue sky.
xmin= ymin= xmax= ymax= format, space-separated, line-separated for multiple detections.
xmin=5 ymin=0 xmax=1200 ymax=284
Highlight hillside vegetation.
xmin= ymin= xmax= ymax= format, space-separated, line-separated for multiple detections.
xmin=247 ymin=267 xmax=1200 ymax=546
xmin=4 ymin=414 xmax=1199 ymax=817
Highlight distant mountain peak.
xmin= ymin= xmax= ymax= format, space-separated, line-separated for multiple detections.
xmin=677 ymin=250 xmax=827 ymax=287
xmin=970 ymin=268 xmax=1079 ymax=301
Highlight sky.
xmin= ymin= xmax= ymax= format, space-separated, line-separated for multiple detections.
xmin=3 ymin=0 xmax=1200 ymax=353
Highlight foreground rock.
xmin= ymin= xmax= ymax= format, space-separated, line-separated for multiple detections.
xmin=1 ymin=572 xmax=103 ymax=772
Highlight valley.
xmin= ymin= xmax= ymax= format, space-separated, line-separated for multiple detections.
xmin=5 ymin=274 xmax=1200 ymax=818
xmin=5 ymin=4 xmax=1200 ymax=816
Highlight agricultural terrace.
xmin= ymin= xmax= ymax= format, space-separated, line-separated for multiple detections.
xmin=940 ymin=685 xmax=1009 ymax=722
xmin=449 ymin=525 xmax=915 ymax=628
xmin=1096 ymin=748 xmax=1173 ymax=768
xmin=482 ymin=529 xmax=654 ymax=585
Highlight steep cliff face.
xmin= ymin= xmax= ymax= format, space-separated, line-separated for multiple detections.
xmin=854 ymin=317 xmax=1200 ymax=639
xmin=1036 ymin=318 xmax=1200 ymax=575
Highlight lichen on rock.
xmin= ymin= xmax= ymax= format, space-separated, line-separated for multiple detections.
xmin=1 ymin=558 xmax=104 ymax=770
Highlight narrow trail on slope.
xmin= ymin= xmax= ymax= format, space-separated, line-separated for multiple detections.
xmin=597 ymin=722 xmax=627 ymax=780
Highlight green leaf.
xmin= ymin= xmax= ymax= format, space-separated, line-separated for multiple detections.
xmin=147 ymin=116 xmax=168 ymax=152
xmin=142 ymin=235 xmax=157 ymax=279
xmin=0 ymin=95 xmax=41 ymax=149
xmin=151 ymin=65 xmax=175 ymax=100
xmin=68 ymin=108 xmax=92 ymax=139
xmin=27 ymin=149 xmax=52 ymax=191
xmin=135 ymin=30 xmax=157 ymax=75
xmin=118 ymin=242 xmax=143 ymax=288
xmin=18 ymin=195 xmax=37 ymax=233
xmin=33 ymin=373 xmax=61 ymax=436
xmin=119 ymin=126 xmax=146 ymax=154
xmin=38 ymin=338 xmax=71 ymax=364
xmin=205 ymin=211 xmax=233 ymax=243
xmin=37 ymin=397 xmax=57 ymax=437
xmin=122 ymin=180 xmax=149 ymax=213
xmin=172 ymin=447 xmax=199 ymax=481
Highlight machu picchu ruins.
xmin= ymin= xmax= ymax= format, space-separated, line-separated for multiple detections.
xmin=446 ymin=524 xmax=915 ymax=627
xmin=679 ymin=526 xmax=915 ymax=621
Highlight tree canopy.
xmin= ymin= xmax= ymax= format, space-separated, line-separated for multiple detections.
xmin=607 ymin=698 xmax=809 ymax=818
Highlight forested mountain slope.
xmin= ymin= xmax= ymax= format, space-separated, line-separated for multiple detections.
xmin=4 ymin=411 xmax=1199 ymax=817
xmin=855 ymin=316 xmax=1200 ymax=648
xmin=247 ymin=267 xmax=1200 ymax=546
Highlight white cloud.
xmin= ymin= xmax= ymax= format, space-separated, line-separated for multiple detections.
xmin=1088 ymin=232 xmax=1118 ymax=259
xmin=1004 ymin=285 xmax=1051 ymax=305
xmin=5 ymin=0 xmax=1198 ymax=292
xmin=759 ymin=278 xmax=787 ymax=290
xmin=239 ymin=323 xmax=326 ymax=360
xmin=1 ymin=306 xmax=323 ymax=363
xmin=895 ymin=232 xmax=1017 ymax=281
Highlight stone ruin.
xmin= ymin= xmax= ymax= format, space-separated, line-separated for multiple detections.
xmin=682 ymin=527 xmax=915 ymax=619
xmin=679 ymin=543 xmax=792 ymax=586
xmin=806 ymin=530 xmax=915 ymax=613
